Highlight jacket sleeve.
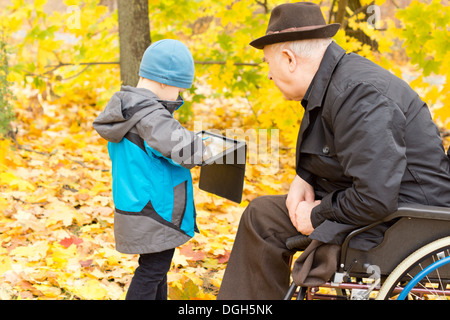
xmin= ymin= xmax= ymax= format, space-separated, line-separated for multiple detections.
xmin=311 ymin=82 xmax=407 ymax=228
xmin=135 ymin=108 xmax=204 ymax=169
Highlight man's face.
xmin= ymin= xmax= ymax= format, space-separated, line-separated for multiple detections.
xmin=263 ymin=44 xmax=311 ymax=101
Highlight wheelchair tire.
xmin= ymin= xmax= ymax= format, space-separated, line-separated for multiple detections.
xmin=377 ymin=236 xmax=450 ymax=300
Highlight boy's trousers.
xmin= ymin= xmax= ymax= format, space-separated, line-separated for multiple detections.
xmin=217 ymin=195 xmax=303 ymax=300
xmin=126 ymin=248 xmax=175 ymax=300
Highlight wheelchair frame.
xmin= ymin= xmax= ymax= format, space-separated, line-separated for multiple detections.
xmin=284 ymin=203 xmax=450 ymax=300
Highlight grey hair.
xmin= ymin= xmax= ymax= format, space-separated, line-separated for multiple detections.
xmin=271 ymin=38 xmax=332 ymax=60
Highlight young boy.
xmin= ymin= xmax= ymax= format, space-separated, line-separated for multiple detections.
xmin=93 ymin=39 xmax=204 ymax=300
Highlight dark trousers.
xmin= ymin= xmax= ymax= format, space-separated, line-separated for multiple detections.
xmin=126 ymin=248 xmax=175 ymax=300
xmin=217 ymin=195 xmax=302 ymax=300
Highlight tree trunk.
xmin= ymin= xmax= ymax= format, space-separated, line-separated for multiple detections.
xmin=117 ymin=0 xmax=151 ymax=87
xmin=331 ymin=0 xmax=378 ymax=50
xmin=335 ymin=0 xmax=348 ymax=26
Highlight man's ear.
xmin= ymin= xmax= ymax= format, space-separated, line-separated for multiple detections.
xmin=282 ymin=49 xmax=297 ymax=72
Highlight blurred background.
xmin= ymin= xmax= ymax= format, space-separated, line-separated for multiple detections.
xmin=0 ymin=0 xmax=448 ymax=300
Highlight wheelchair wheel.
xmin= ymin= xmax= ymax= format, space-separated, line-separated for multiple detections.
xmin=377 ymin=236 xmax=450 ymax=300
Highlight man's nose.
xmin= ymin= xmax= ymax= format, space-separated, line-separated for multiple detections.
xmin=267 ymin=73 xmax=273 ymax=81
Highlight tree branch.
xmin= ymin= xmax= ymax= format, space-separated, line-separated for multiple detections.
xmin=255 ymin=0 xmax=269 ymax=14
xmin=194 ymin=60 xmax=260 ymax=67
xmin=24 ymin=60 xmax=261 ymax=79
xmin=46 ymin=60 xmax=260 ymax=68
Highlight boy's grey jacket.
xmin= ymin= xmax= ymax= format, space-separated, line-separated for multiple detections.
xmin=94 ymin=86 xmax=202 ymax=169
xmin=93 ymin=86 xmax=203 ymax=254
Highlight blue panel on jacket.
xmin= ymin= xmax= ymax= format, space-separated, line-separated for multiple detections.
xmin=107 ymin=137 xmax=195 ymax=237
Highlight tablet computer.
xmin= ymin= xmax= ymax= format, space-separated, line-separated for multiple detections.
xmin=196 ymin=131 xmax=247 ymax=203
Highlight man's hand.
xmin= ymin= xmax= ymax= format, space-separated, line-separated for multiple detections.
xmin=286 ymin=175 xmax=318 ymax=235
xmin=286 ymin=175 xmax=315 ymax=215
xmin=291 ymin=200 xmax=321 ymax=235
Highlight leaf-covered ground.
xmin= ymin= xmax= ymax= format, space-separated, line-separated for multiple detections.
xmin=0 ymin=84 xmax=297 ymax=300
xmin=1 ymin=80 xmax=448 ymax=300
xmin=1 ymin=0 xmax=449 ymax=301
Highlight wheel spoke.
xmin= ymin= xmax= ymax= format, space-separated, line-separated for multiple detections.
xmin=376 ymin=237 xmax=450 ymax=300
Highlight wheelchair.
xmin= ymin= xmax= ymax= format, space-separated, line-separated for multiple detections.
xmin=284 ymin=203 xmax=450 ymax=300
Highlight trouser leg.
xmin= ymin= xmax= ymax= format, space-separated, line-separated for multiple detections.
xmin=217 ymin=194 xmax=302 ymax=300
xmin=125 ymin=248 xmax=175 ymax=300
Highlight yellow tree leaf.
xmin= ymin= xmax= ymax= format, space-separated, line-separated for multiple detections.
xmin=73 ymin=279 xmax=108 ymax=300
xmin=33 ymin=284 xmax=62 ymax=298
xmin=45 ymin=202 xmax=76 ymax=227
xmin=11 ymin=241 xmax=49 ymax=262
xmin=0 ymin=172 xmax=36 ymax=191
xmin=0 ymin=255 xmax=12 ymax=275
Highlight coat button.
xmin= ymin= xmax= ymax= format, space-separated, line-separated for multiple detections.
xmin=322 ymin=145 xmax=330 ymax=155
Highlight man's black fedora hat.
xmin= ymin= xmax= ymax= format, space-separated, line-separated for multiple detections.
xmin=250 ymin=2 xmax=340 ymax=49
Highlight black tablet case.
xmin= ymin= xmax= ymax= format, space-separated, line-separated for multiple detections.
xmin=197 ymin=131 xmax=247 ymax=203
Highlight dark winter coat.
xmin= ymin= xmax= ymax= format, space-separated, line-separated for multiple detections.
xmin=296 ymin=42 xmax=450 ymax=250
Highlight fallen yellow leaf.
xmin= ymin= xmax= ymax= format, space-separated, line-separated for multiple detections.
xmin=0 ymin=172 xmax=36 ymax=191
xmin=73 ymin=279 xmax=108 ymax=300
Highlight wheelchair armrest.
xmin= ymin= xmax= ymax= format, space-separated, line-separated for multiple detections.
xmin=382 ymin=203 xmax=450 ymax=222
xmin=286 ymin=234 xmax=312 ymax=250
xmin=338 ymin=203 xmax=450 ymax=272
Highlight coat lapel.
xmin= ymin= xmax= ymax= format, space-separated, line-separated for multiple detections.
xmin=295 ymin=42 xmax=346 ymax=170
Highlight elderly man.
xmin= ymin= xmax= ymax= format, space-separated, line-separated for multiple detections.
xmin=217 ymin=2 xmax=450 ymax=300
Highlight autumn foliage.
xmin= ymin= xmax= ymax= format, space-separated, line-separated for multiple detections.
xmin=0 ymin=0 xmax=449 ymax=300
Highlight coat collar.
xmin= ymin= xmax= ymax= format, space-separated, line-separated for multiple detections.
xmin=302 ymin=41 xmax=346 ymax=111
xmin=157 ymin=95 xmax=184 ymax=114
xmin=121 ymin=85 xmax=184 ymax=115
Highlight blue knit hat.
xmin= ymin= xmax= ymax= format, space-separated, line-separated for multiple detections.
xmin=139 ymin=39 xmax=195 ymax=89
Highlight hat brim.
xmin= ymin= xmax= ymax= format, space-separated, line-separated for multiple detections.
xmin=249 ymin=24 xmax=340 ymax=49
